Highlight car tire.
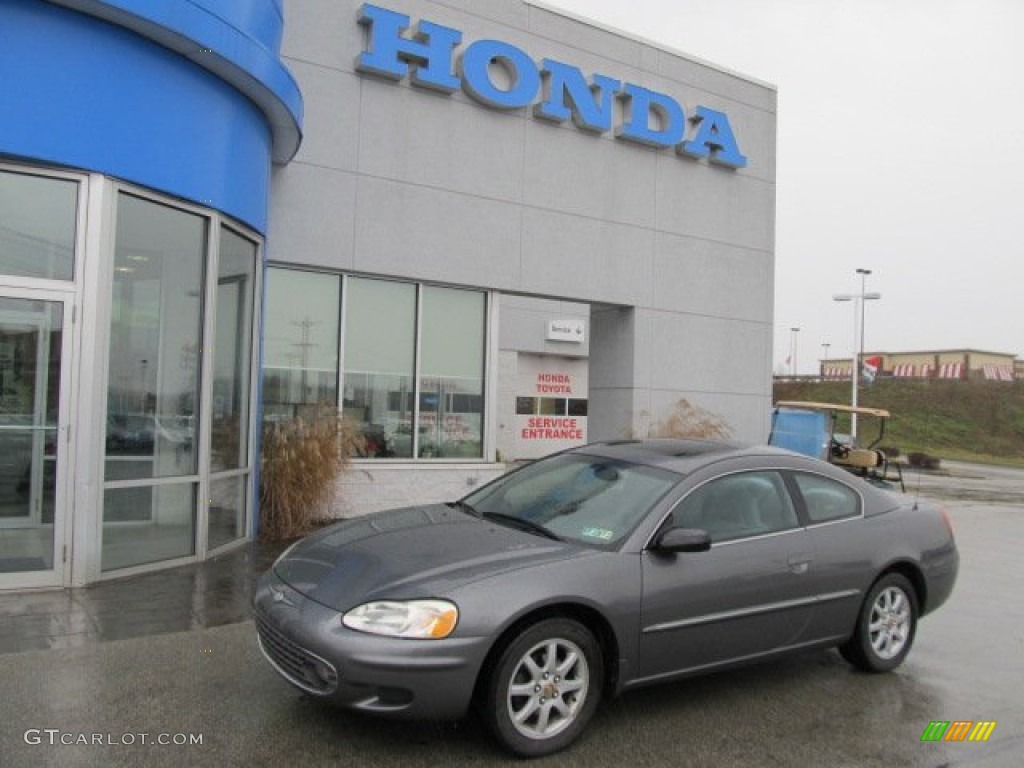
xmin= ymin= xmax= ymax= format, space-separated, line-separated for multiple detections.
xmin=482 ymin=618 xmax=603 ymax=757
xmin=840 ymin=572 xmax=918 ymax=673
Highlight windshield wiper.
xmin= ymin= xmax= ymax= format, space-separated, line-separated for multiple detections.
xmin=481 ymin=511 xmax=563 ymax=541
xmin=448 ymin=499 xmax=481 ymax=518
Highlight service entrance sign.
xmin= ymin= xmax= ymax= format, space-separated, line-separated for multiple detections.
xmin=513 ymin=356 xmax=588 ymax=459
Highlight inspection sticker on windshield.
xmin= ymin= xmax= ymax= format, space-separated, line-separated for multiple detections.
xmin=581 ymin=527 xmax=614 ymax=541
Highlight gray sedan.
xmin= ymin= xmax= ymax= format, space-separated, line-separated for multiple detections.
xmin=253 ymin=440 xmax=958 ymax=757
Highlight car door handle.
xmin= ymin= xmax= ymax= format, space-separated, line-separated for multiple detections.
xmin=787 ymin=556 xmax=813 ymax=574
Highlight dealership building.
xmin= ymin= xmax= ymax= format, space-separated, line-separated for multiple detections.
xmin=0 ymin=0 xmax=776 ymax=588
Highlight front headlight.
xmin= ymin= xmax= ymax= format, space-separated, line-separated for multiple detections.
xmin=342 ymin=599 xmax=458 ymax=639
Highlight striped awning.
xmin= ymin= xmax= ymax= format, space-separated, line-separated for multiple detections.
xmin=938 ymin=363 xmax=964 ymax=379
xmin=983 ymin=364 xmax=1015 ymax=381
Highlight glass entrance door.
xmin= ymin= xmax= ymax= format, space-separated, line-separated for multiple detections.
xmin=0 ymin=295 xmax=69 ymax=587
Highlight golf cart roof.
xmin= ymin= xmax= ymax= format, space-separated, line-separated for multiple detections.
xmin=774 ymin=401 xmax=891 ymax=418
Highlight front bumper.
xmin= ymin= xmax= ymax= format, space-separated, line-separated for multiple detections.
xmin=252 ymin=570 xmax=491 ymax=720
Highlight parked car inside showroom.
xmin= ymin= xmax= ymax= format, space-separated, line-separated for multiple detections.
xmin=253 ymin=439 xmax=958 ymax=757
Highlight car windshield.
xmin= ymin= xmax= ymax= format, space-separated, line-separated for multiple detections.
xmin=461 ymin=453 xmax=679 ymax=548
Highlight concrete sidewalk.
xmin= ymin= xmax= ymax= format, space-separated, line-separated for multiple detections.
xmin=0 ymin=540 xmax=288 ymax=656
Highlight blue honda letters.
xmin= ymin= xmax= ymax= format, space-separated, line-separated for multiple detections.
xmin=356 ymin=4 xmax=748 ymax=169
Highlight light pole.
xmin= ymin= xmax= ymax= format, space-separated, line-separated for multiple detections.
xmin=833 ymin=269 xmax=880 ymax=439
xmin=821 ymin=342 xmax=831 ymax=379
xmin=789 ymin=327 xmax=800 ymax=377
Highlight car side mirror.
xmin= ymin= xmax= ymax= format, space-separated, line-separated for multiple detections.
xmin=654 ymin=527 xmax=712 ymax=553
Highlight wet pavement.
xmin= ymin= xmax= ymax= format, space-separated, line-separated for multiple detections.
xmin=0 ymin=539 xmax=288 ymax=655
xmin=0 ymin=462 xmax=1021 ymax=766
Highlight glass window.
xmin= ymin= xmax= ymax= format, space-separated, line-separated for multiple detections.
xmin=419 ymin=286 xmax=485 ymax=458
xmin=102 ymin=484 xmax=197 ymax=571
xmin=268 ymin=271 xmax=490 ymax=461
xmin=0 ymin=169 xmax=77 ymax=281
xmin=263 ymin=268 xmax=340 ymax=419
xmin=99 ymin=190 xmax=260 ymax=574
xmin=516 ymin=397 xmax=536 ymax=415
xmin=343 ymin=278 xmax=416 ymax=458
xmin=673 ymin=471 xmax=799 ymax=543
xmin=105 ymin=194 xmax=205 ymax=480
xmin=568 ymin=399 xmax=588 ymax=417
xmin=792 ymin=473 xmax=860 ymax=523
xmin=210 ymin=229 xmax=257 ymax=472
xmin=539 ymin=398 xmax=566 ymax=416
xmin=208 ymin=475 xmax=247 ymax=551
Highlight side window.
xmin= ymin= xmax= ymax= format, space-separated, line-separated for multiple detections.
xmin=672 ymin=471 xmax=799 ymax=543
xmin=792 ymin=473 xmax=860 ymax=523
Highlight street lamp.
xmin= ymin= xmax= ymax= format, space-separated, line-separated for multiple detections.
xmin=789 ymin=327 xmax=800 ymax=376
xmin=833 ymin=268 xmax=880 ymax=439
xmin=821 ymin=342 xmax=831 ymax=379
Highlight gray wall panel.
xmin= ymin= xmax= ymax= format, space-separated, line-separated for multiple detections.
xmin=438 ymin=0 xmax=531 ymax=29
xmin=358 ymin=78 xmax=526 ymax=203
xmin=268 ymin=164 xmax=357 ymax=270
xmin=520 ymin=208 xmax=654 ymax=305
xmin=652 ymin=233 xmax=772 ymax=322
xmin=655 ymin=161 xmax=775 ymax=252
xmin=352 ymin=176 xmax=522 ymax=287
xmin=649 ymin=312 xmax=771 ymax=395
xmin=287 ymin=63 xmax=362 ymax=172
xmin=526 ymin=5 xmax=645 ymax=69
xmin=653 ymin=48 xmax=777 ymax=113
xmin=281 ymin=0 xmax=365 ymax=74
xmin=589 ymin=306 xmax=651 ymax=391
xmin=522 ymin=124 xmax=658 ymax=229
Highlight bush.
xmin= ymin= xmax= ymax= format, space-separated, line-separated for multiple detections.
xmin=646 ymin=399 xmax=732 ymax=440
xmin=907 ymin=452 xmax=942 ymax=471
xmin=259 ymin=406 xmax=363 ymax=541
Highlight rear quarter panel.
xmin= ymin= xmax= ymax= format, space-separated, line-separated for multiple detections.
xmin=892 ymin=500 xmax=959 ymax=615
xmin=808 ymin=497 xmax=958 ymax=642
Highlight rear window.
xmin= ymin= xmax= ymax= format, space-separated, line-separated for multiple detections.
xmin=792 ymin=473 xmax=860 ymax=523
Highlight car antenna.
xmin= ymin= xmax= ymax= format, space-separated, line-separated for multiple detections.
xmin=910 ymin=406 xmax=935 ymax=511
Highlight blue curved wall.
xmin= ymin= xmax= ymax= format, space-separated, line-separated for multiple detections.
xmin=0 ymin=0 xmax=303 ymax=232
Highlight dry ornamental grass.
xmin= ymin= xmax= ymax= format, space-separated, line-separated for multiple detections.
xmin=259 ymin=406 xmax=364 ymax=541
xmin=645 ymin=399 xmax=732 ymax=441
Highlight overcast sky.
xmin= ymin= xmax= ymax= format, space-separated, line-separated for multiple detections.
xmin=546 ymin=0 xmax=1023 ymax=372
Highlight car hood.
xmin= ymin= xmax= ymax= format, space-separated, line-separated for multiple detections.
xmin=273 ymin=504 xmax=590 ymax=611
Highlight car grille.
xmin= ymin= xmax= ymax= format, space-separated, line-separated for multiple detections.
xmin=255 ymin=613 xmax=339 ymax=695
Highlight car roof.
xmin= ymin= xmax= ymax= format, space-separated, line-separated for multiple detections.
xmin=566 ymin=439 xmax=792 ymax=474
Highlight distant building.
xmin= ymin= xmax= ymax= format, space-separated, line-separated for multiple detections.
xmin=821 ymin=350 xmax=1020 ymax=382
